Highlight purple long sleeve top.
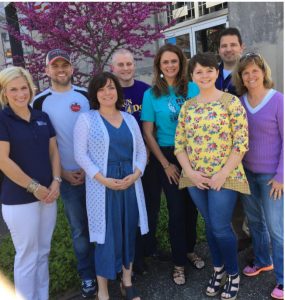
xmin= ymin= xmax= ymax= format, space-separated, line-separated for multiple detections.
xmin=240 ymin=89 xmax=284 ymax=183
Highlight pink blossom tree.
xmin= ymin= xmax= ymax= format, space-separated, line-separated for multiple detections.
xmin=5 ymin=2 xmax=173 ymax=86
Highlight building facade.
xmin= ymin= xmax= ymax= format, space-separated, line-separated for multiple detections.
xmin=0 ymin=2 xmax=283 ymax=91
xmin=136 ymin=2 xmax=283 ymax=92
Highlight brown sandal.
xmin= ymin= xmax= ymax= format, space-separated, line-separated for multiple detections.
xmin=187 ymin=252 xmax=205 ymax=270
xmin=172 ymin=266 xmax=186 ymax=286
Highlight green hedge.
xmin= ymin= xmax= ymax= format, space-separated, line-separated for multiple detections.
xmin=0 ymin=196 xmax=205 ymax=298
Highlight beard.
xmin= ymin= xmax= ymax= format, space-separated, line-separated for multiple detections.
xmin=51 ymin=75 xmax=72 ymax=87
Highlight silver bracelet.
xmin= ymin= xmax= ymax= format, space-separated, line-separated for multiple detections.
xmin=27 ymin=179 xmax=40 ymax=194
xmin=33 ymin=183 xmax=40 ymax=195
xmin=53 ymin=176 xmax=62 ymax=183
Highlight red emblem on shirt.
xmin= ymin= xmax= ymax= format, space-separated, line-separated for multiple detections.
xmin=70 ymin=102 xmax=81 ymax=112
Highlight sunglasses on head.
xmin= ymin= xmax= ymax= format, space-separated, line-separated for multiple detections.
xmin=240 ymin=52 xmax=263 ymax=62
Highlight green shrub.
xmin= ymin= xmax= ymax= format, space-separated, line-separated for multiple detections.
xmin=49 ymin=200 xmax=79 ymax=296
xmin=0 ymin=234 xmax=14 ymax=282
xmin=0 ymin=196 xmax=205 ymax=297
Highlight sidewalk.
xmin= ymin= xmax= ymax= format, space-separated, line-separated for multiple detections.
xmin=57 ymin=242 xmax=275 ymax=300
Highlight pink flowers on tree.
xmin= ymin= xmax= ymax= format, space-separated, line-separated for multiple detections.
xmin=5 ymin=2 xmax=173 ymax=86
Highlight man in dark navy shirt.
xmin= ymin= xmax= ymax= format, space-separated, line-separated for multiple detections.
xmin=215 ymin=27 xmax=244 ymax=96
xmin=215 ymin=28 xmax=252 ymax=252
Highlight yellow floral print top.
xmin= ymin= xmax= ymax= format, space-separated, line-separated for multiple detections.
xmin=175 ymin=93 xmax=250 ymax=194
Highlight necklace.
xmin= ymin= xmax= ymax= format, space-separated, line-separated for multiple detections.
xmin=197 ymin=93 xmax=222 ymax=104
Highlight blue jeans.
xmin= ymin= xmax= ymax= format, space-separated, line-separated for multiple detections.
xmin=60 ymin=180 xmax=95 ymax=280
xmin=188 ymin=187 xmax=238 ymax=275
xmin=241 ymin=170 xmax=284 ymax=285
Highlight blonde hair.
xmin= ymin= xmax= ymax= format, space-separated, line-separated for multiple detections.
xmin=0 ymin=66 xmax=35 ymax=108
xmin=232 ymin=53 xmax=274 ymax=96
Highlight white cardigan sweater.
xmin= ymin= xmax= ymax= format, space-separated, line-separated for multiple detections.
xmin=74 ymin=110 xmax=149 ymax=244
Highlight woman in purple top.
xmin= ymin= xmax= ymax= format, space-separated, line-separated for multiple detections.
xmin=233 ymin=53 xmax=283 ymax=300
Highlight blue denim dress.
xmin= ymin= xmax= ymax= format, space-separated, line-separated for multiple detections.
xmin=95 ymin=117 xmax=139 ymax=279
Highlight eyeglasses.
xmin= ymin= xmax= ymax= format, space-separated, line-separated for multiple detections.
xmin=239 ymin=52 xmax=263 ymax=62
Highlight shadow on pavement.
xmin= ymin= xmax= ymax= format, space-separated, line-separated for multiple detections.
xmin=57 ymin=242 xmax=274 ymax=300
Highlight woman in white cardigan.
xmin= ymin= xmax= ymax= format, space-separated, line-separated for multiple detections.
xmin=74 ymin=72 xmax=148 ymax=300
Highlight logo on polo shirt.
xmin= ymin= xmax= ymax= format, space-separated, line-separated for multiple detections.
xmin=70 ymin=102 xmax=81 ymax=112
xmin=37 ymin=121 xmax=47 ymax=126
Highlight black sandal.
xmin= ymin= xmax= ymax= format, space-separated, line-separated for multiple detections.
xmin=206 ymin=266 xmax=226 ymax=297
xmin=221 ymin=273 xmax=240 ymax=300
xmin=172 ymin=266 xmax=186 ymax=286
xmin=120 ymin=282 xmax=140 ymax=300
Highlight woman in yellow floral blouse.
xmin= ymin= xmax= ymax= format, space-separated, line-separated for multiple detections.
xmin=175 ymin=53 xmax=249 ymax=300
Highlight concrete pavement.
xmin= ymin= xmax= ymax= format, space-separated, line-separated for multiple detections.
xmin=56 ymin=243 xmax=275 ymax=300
xmin=0 ymin=215 xmax=275 ymax=300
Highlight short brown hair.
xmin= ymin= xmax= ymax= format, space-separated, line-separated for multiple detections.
xmin=88 ymin=72 xmax=124 ymax=110
xmin=232 ymin=53 xmax=274 ymax=95
xmin=188 ymin=52 xmax=219 ymax=76
xmin=218 ymin=27 xmax=243 ymax=47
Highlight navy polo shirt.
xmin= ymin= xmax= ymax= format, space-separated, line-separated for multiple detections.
xmin=215 ymin=62 xmax=238 ymax=96
xmin=0 ymin=106 xmax=56 ymax=205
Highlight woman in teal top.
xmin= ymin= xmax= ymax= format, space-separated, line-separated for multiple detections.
xmin=141 ymin=44 xmax=202 ymax=285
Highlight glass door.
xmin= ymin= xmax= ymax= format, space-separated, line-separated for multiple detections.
xmin=164 ymin=15 xmax=228 ymax=58
xmin=190 ymin=15 xmax=228 ymax=56
xmin=165 ymin=27 xmax=192 ymax=59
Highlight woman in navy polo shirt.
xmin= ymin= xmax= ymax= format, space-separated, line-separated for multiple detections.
xmin=0 ymin=66 xmax=61 ymax=300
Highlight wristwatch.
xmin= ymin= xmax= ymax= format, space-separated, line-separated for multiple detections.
xmin=53 ymin=176 xmax=62 ymax=183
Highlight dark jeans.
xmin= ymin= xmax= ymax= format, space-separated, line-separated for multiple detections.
xmin=60 ymin=180 xmax=95 ymax=280
xmin=241 ymin=169 xmax=283 ymax=284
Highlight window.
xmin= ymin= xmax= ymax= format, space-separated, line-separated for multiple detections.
xmin=195 ymin=25 xmax=226 ymax=54
xmin=198 ymin=2 xmax=228 ymax=17
xmin=166 ymin=33 xmax=191 ymax=59
xmin=167 ymin=2 xmax=195 ymax=24
xmin=167 ymin=2 xmax=228 ymax=24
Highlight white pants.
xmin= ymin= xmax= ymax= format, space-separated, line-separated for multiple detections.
xmin=2 ymin=201 xmax=57 ymax=300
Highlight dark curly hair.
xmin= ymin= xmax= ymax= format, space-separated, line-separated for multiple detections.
xmin=88 ymin=72 xmax=124 ymax=110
